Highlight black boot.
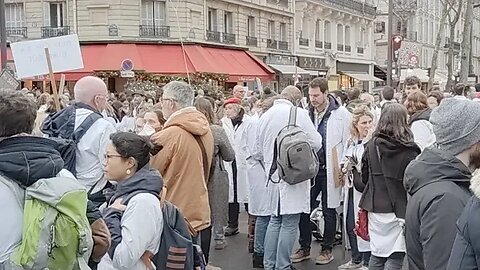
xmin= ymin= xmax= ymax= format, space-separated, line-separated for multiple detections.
xmin=252 ymin=252 xmax=264 ymax=268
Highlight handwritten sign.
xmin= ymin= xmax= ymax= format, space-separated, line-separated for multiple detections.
xmin=0 ymin=69 xmax=19 ymax=89
xmin=11 ymin=34 xmax=84 ymax=79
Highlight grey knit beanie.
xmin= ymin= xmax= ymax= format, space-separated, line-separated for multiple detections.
xmin=430 ymin=98 xmax=480 ymax=155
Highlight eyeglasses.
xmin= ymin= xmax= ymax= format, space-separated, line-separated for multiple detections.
xmin=104 ymin=154 xmax=123 ymax=160
xmin=161 ymin=97 xmax=176 ymax=103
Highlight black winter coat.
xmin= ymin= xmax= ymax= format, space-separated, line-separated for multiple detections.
xmin=404 ymin=147 xmax=472 ymax=270
xmin=358 ymin=134 xmax=420 ymax=219
xmin=447 ymin=173 xmax=480 ymax=270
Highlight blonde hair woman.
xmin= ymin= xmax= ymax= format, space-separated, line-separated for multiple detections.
xmin=339 ymin=106 xmax=374 ymax=269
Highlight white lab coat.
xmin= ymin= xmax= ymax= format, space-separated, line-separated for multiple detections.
xmin=75 ymin=108 xmax=117 ymax=190
xmin=254 ymin=99 xmax=322 ymax=216
xmin=98 ymin=193 xmax=163 ymax=270
xmin=222 ymin=115 xmax=251 ymax=203
xmin=342 ymin=140 xmax=370 ymax=252
xmin=315 ymin=106 xmax=351 ymax=209
xmin=244 ymin=114 xmax=270 ymax=216
xmin=411 ymin=120 xmax=436 ymax=151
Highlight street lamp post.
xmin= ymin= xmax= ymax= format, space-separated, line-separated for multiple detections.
xmin=387 ymin=0 xmax=393 ymax=87
xmin=0 ymin=0 xmax=6 ymax=70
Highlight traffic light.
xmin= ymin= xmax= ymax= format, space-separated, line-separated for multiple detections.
xmin=392 ymin=35 xmax=403 ymax=62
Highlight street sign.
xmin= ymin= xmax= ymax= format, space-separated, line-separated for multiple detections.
xmin=0 ymin=69 xmax=20 ymax=89
xmin=120 ymin=70 xmax=135 ymax=78
xmin=121 ymin=59 xmax=134 ymax=71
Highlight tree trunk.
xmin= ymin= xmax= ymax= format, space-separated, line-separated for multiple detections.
xmin=446 ymin=0 xmax=465 ymax=92
xmin=447 ymin=27 xmax=455 ymax=92
xmin=460 ymin=0 xmax=474 ymax=83
xmin=428 ymin=1 xmax=450 ymax=91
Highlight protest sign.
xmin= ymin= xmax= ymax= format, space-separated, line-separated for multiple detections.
xmin=11 ymin=34 xmax=83 ymax=79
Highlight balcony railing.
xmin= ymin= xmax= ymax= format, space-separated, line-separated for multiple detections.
xmin=278 ymin=41 xmax=289 ymax=51
xmin=315 ymin=40 xmax=323 ymax=48
xmin=337 ymin=44 xmax=344 ymax=51
xmin=357 ymin=47 xmax=365 ymax=54
xmin=324 ymin=42 xmax=332 ymax=49
xmin=321 ymin=0 xmax=376 ymax=16
xmin=299 ymin=38 xmax=309 ymax=46
xmin=139 ymin=25 xmax=170 ymax=37
xmin=206 ymin=30 xmax=221 ymax=42
xmin=267 ymin=39 xmax=278 ymax=49
xmin=6 ymin=27 xmax=27 ymax=38
xmin=41 ymin=26 xmax=70 ymax=38
xmin=345 ymin=45 xmax=352 ymax=52
xmin=223 ymin=33 xmax=236 ymax=44
xmin=246 ymin=36 xmax=258 ymax=47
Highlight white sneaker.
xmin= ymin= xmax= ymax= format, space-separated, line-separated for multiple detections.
xmin=206 ymin=264 xmax=222 ymax=270
xmin=338 ymin=260 xmax=363 ymax=269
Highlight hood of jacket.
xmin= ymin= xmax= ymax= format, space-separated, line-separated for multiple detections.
xmin=409 ymin=108 xmax=432 ymax=125
xmin=163 ymin=107 xmax=210 ymax=136
xmin=308 ymin=94 xmax=341 ymax=121
xmin=404 ymin=146 xmax=471 ymax=195
xmin=374 ymin=134 xmax=421 ymax=179
xmin=41 ymin=102 xmax=100 ymax=138
xmin=111 ymin=166 xmax=163 ymax=203
xmin=0 ymin=136 xmax=64 ymax=187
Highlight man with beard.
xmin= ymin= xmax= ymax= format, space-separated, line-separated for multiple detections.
xmin=404 ymin=98 xmax=480 ymax=270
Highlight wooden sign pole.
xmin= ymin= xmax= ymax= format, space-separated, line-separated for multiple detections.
xmin=59 ymin=74 xmax=66 ymax=95
xmin=45 ymin=47 xmax=60 ymax=111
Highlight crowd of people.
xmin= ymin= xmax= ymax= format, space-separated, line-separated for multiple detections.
xmin=2 ymin=74 xmax=480 ymax=270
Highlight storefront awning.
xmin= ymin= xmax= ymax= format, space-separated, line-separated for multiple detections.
xmin=343 ymin=72 xmax=383 ymax=82
xmin=3 ymin=44 xmax=275 ymax=82
xmin=269 ymin=64 xmax=310 ymax=75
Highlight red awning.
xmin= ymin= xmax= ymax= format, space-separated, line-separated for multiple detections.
xmin=3 ymin=44 xmax=274 ymax=82
xmin=72 ymin=44 xmax=274 ymax=82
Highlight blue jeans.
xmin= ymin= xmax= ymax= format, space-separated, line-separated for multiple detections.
xmin=264 ymin=214 xmax=301 ymax=270
xmin=254 ymin=215 xmax=271 ymax=254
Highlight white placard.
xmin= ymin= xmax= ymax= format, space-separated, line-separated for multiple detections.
xmin=11 ymin=34 xmax=84 ymax=79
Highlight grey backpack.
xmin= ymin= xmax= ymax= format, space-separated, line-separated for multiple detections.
xmin=268 ymin=106 xmax=319 ymax=185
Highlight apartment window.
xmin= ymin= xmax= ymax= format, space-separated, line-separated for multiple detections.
xmin=247 ymin=16 xmax=255 ymax=37
xmin=43 ymin=2 xmax=66 ymax=27
xmin=207 ymin=8 xmax=218 ymax=31
xmin=337 ymin=24 xmax=343 ymax=43
xmin=5 ymin=3 xmax=24 ymax=28
xmin=345 ymin=25 xmax=351 ymax=47
xmin=280 ymin=23 xmax=287 ymax=42
xmin=268 ymin=20 xmax=275 ymax=39
xmin=301 ymin=17 xmax=309 ymax=39
xmin=324 ymin=21 xmax=331 ymax=42
xmin=141 ymin=0 xmax=167 ymax=26
xmin=224 ymin=11 xmax=233 ymax=34
xmin=315 ymin=20 xmax=321 ymax=41
xmin=374 ymin=22 xmax=385 ymax=34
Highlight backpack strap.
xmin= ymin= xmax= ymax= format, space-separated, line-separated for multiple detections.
xmin=194 ymin=135 xmax=210 ymax=182
xmin=72 ymin=112 xmax=102 ymax=143
xmin=288 ymin=106 xmax=298 ymax=126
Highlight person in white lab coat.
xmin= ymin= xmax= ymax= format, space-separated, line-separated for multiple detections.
xmin=99 ymin=132 xmax=163 ymax=270
xmin=293 ymin=78 xmax=351 ymax=265
xmin=339 ymin=106 xmax=373 ymax=269
xmin=221 ymin=97 xmax=252 ymax=237
xmin=254 ymin=86 xmax=322 ymax=270
xmin=245 ymin=96 xmax=279 ymax=268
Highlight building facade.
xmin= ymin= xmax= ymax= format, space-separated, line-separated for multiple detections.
xmin=294 ymin=0 xmax=377 ymax=91
xmin=5 ymin=0 xmax=299 ymax=90
xmin=374 ymin=0 xmax=480 ymax=86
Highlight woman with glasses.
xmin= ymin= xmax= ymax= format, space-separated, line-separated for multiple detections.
xmin=98 ymin=132 xmax=163 ymax=270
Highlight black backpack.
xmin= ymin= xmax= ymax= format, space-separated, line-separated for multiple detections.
xmin=42 ymin=104 xmax=102 ymax=176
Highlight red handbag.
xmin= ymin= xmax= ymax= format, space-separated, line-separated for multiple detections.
xmin=354 ymin=209 xmax=370 ymax=241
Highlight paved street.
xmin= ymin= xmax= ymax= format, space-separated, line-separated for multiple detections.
xmin=210 ymin=212 xmax=350 ymax=270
